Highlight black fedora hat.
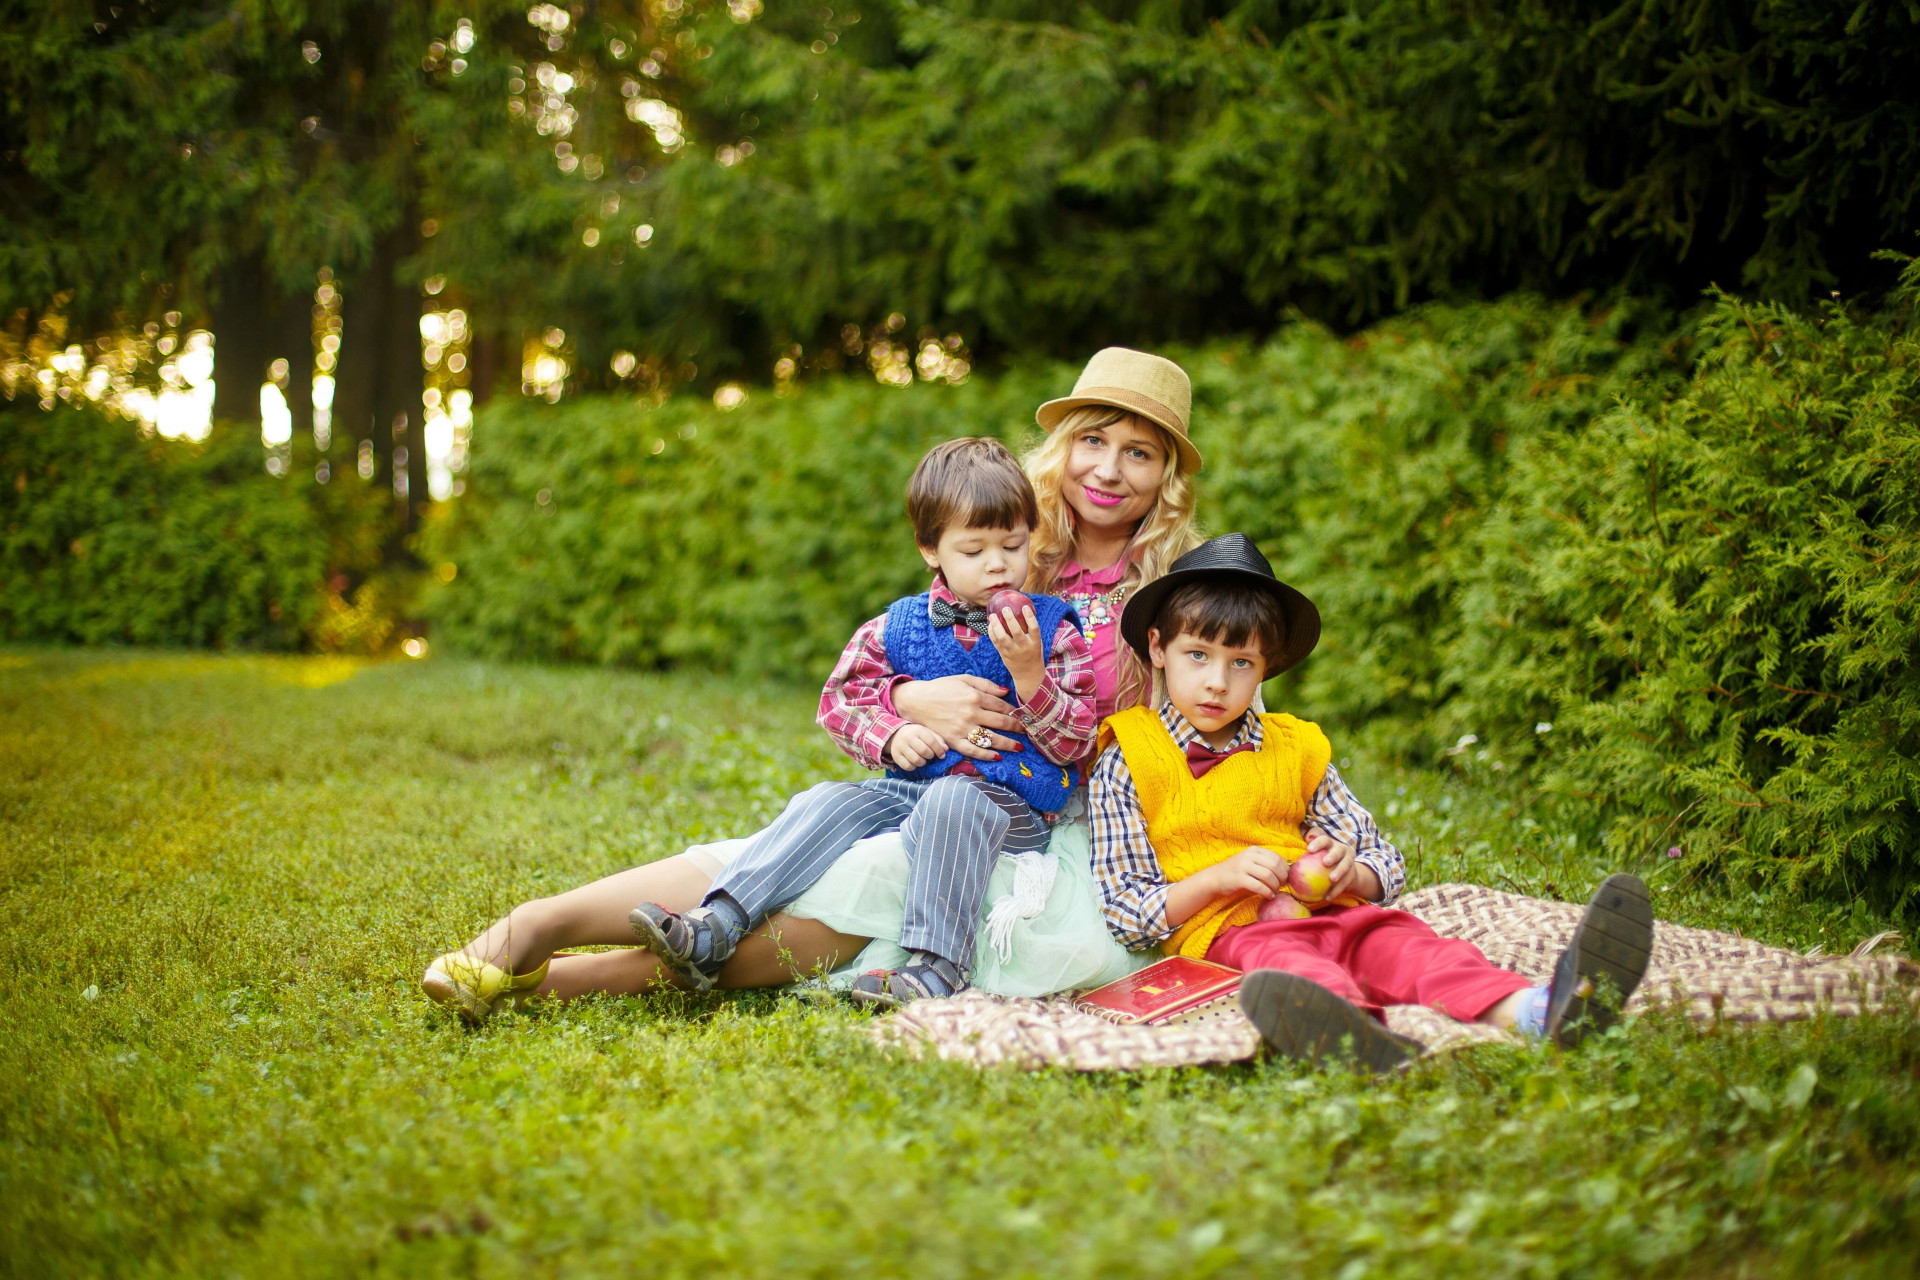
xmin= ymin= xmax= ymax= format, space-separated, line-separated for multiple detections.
xmin=1119 ymin=533 xmax=1321 ymax=675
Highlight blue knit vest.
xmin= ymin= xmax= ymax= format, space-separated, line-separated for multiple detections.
xmin=882 ymin=592 xmax=1084 ymax=811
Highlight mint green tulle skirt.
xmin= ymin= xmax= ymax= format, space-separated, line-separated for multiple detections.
xmin=681 ymin=817 xmax=1155 ymax=997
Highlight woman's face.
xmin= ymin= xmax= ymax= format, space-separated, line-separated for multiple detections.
xmin=1060 ymin=416 xmax=1168 ymax=535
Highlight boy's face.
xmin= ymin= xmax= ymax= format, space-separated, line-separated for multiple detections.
xmin=1148 ymin=626 xmax=1268 ymax=742
xmin=919 ymin=522 xmax=1032 ymax=607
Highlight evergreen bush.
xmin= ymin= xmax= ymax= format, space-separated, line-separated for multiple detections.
xmin=418 ymin=372 xmax=1056 ymax=680
xmin=1194 ymin=294 xmax=1686 ymax=752
xmin=0 ymin=405 xmax=386 ymax=650
xmin=1451 ymin=271 xmax=1920 ymax=904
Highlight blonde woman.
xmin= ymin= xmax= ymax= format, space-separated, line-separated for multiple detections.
xmin=425 ymin=349 xmax=1205 ymax=1018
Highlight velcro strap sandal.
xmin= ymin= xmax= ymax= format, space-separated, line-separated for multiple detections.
xmin=848 ymin=953 xmax=968 ymax=1009
xmin=629 ymin=902 xmax=735 ymax=991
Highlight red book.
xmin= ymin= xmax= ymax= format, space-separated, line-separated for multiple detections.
xmin=1077 ymin=956 xmax=1242 ymax=1025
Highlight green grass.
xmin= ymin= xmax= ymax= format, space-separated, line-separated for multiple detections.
xmin=2 ymin=648 xmax=1916 ymax=1279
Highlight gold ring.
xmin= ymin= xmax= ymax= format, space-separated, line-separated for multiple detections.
xmin=967 ymin=728 xmax=993 ymax=749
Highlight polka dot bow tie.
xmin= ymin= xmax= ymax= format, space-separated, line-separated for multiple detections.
xmin=928 ymin=597 xmax=993 ymax=632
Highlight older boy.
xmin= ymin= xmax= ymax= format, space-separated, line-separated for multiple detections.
xmin=1091 ymin=534 xmax=1655 ymax=1071
xmin=631 ymin=438 xmax=1097 ymax=1005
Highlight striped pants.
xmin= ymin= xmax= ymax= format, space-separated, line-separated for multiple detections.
xmin=705 ymin=775 xmax=1049 ymax=970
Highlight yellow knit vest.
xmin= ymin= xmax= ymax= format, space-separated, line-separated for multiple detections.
xmin=1106 ymin=705 xmax=1333 ymax=960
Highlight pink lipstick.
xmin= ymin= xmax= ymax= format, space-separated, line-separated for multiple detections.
xmin=1083 ymin=485 xmax=1126 ymax=508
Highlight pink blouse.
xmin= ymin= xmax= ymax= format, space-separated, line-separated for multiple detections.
xmin=1049 ymin=557 xmax=1133 ymax=723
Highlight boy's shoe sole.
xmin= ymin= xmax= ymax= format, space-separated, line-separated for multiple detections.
xmin=1547 ymin=873 xmax=1655 ymax=1048
xmin=628 ymin=903 xmax=721 ymax=992
xmin=1238 ymin=970 xmax=1421 ymax=1075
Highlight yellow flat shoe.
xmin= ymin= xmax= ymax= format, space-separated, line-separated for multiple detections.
xmin=422 ymin=952 xmax=550 ymax=1023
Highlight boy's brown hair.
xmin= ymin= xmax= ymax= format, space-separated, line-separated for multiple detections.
xmin=907 ymin=437 xmax=1040 ymax=548
xmin=1152 ymin=582 xmax=1289 ymax=672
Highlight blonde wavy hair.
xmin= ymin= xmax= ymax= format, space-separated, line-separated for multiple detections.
xmin=1023 ymin=404 xmax=1203 ymax=710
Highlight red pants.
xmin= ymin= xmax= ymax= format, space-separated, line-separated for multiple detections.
xmin=1207 ymin=905 xmax=1532 ymax=1021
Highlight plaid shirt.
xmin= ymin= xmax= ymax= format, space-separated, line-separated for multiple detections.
xmin=1089 ymin=703 xmax=1408 ymax=948
xmin=816 ymin=579 xmax=1099 ymax=772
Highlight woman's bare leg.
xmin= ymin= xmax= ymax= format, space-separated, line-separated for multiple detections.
xmin=720 ymin=914 xmax=867 ymax=989
xmin=454 ymin=851 xmax=870 ymax=998
xmin=460 ymin=853 xmax=716 ymax=973
xmin=539 ymin=912 xmax=869 ymax=998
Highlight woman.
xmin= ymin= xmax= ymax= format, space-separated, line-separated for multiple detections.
xmin=424 ymin=348 xmax=1205 ymax=1017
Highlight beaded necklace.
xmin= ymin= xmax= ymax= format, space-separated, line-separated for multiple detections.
xmin=1065 ymin=581 xmax=1129 ymax=639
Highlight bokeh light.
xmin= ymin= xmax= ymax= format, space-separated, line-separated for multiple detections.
xmin=260 ymin=383 xmax=293 ymax=445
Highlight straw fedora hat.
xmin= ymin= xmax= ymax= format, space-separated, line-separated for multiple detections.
xmin=1036 ymin=347 xmax=1202 ymax=473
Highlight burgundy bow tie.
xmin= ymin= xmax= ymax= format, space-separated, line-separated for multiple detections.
xmin=1185 ymin=739 xmax=1255 ymax=779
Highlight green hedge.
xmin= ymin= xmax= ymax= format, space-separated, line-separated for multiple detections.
xmin=1194 ymin=296 xmax=1686 ymax=749
xmin=418 ymin=372 xmax=1058 ymax=679
xmin=0 ymin=406 xmax=386 ymax=650
xmin=1452 ymin=285 xmax=1920 ymax=901
xmin=431 ymin=286 xmax=1919 ymax=903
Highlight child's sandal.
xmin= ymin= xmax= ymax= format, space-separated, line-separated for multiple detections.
xmin=421 ymin=952 xmax=551 ymax=1024
xmin=848 ymin=954 xmax=968 ymax=1009
xmin=1238 ymin=969 xmax=1420 ymax=1075
xmin=628 ymin=902 xmax=734 ymax=991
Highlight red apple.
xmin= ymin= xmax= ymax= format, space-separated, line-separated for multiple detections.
xmin=989 ymin=588 xmax=1034 ymax=632
xmin=1288 ymin=851 xmax=1333 ymax=904
xmin=1257 ymin=892 xmax=1311 ymax=923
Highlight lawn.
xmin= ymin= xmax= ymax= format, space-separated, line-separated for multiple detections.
xmin=2 ymin=648 xmax=1916 ymax=1278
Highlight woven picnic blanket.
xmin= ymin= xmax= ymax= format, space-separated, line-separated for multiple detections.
xmin=864 ymin=882 xmax=1917 ymax=1072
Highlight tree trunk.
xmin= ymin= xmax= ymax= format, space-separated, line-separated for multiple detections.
xmin=467 ymin=329 xmax=508 ymax=407
xmin=210 ymin=255 xmax=271 ymax=426
xmin=373 ymin=273 xmax=425 ymax=532
xmin=334 ymin=245 xmax=391 ymax=482
xmin=270 ymin=288 xmax=315 ymax=446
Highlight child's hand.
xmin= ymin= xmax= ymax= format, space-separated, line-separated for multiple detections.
xmin=1165 ymin=845 xmax=1289 ymax=927
xmin=885 ymin=723 xmax=949 ymax=770
xmin=1307 ymin=831 xmax=1380 ymax=902
xmin=986 ymin=605 xmax=1046 ymax=692
xmin=1205 ymin=846 xmax=1288 ymax=899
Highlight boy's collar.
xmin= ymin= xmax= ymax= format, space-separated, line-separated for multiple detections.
xmin=1155 ymin=700 xmax=1260 ymax=751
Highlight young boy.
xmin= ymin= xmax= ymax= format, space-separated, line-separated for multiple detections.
xmin=1091 ymin=533 xmax=1656 ymax=1071
xmin=630 ymin=438 xmax=1098 ymax=1005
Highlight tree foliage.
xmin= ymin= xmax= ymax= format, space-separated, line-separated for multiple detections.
xmin=7 ymin=1 xmax=1919 ymax=392
xmin=422 ymin=0 xmax=1920 ymax=382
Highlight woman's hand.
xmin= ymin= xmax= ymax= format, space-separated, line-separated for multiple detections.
xmin=892 ymin=675 xmax=1024 ymax=761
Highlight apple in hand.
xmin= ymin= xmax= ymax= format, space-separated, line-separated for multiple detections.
xmin=1288 ymin=850 xmax=1333 ymax=904
xmin=1257 ymin=893 xmax=1311 ymax=923
xmin=989 ymin=588 xmax=1034 ymax=632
